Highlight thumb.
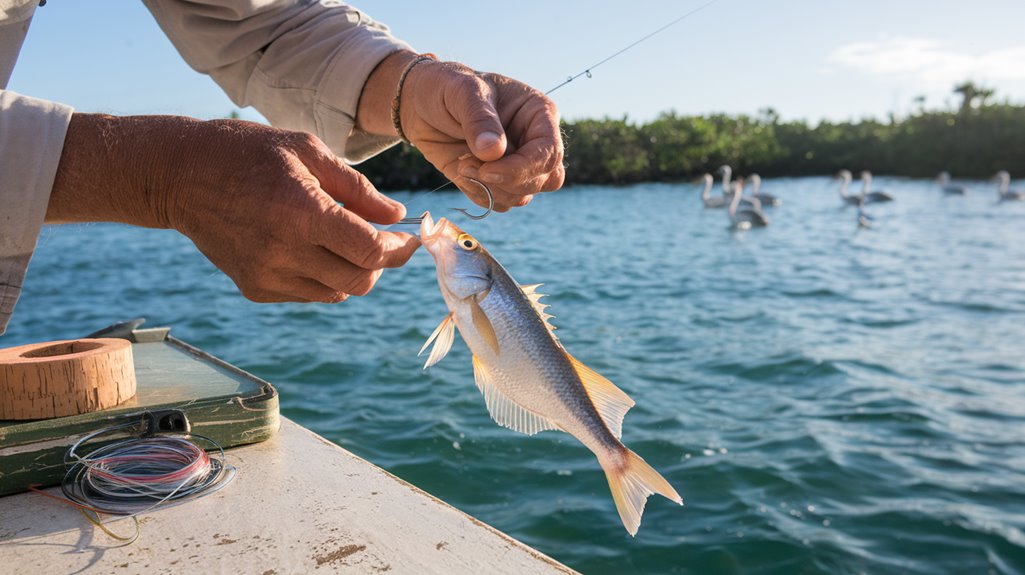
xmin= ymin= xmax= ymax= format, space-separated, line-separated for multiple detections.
xmin=457 ymin=83 xmax=507 ymax=162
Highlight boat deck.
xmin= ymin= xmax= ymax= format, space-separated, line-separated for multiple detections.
xmin=0 ymin=417 xmax=577 ymax=574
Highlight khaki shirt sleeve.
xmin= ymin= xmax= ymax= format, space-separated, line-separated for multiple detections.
xmin=142 ymin=0 xmax=412 ymax=163
xmin=0 ymin=90 xmax=74 ymax=335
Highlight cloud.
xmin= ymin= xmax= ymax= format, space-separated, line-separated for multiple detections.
xmin=829 ymin=37 xmax=1025 ymax=87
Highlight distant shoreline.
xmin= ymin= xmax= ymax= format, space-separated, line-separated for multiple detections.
xmin=356 ymin=83 xmax=1025 ymax=190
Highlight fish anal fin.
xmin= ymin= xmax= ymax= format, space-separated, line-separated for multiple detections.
xmin=418 ymin=312 xmax=456 ymax=369
xmin=566 ymin=352 xmax=635 ymax=439
xmin=602 ymin=448 xmax=683 ymax=536
xmin=472 ymin=356 xmax=561 ymax=436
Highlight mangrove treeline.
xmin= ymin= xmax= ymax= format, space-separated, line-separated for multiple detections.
xmin=356 ymin=83 xmax=1025 ymax=189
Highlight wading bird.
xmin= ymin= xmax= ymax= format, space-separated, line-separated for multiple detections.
xmin=995 ymin=171 xmax=1025 ymax=201
xmin=729 ymin=181 xmax=768 ymax=229
xmin=859 ymin=171 xmax=895 ymax=204
xmin=700 ymin=173 xmax=729 ymax=208
xmin=837 ymin=169 xmax=862 ymax=206
xmin=718 ymin=165 xmax=734 ymax=199
xmin=747 ymin=174 xmax=781 ymax=206
xmin=937 ymin=171 xmax=968 ymax=195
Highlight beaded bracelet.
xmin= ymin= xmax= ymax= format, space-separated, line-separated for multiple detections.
xmin=391 ymin=53 xmax=437 ymax=145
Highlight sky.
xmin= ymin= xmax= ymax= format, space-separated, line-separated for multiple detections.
xmin=9 ymin=1 xmax=1025 ymax=126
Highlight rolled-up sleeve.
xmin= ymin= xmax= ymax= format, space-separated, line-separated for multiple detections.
xmin=0 ymin=90 xmax=74 ymax=335
xmin=142 ymin=0 xmax=412 ymax=163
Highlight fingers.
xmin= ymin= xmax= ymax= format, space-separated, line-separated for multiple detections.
xmin=240 ymin=237 xmax=414 ymax=304
xmin=455 ymin=76 xmax=563 ymax=203
xmin=294 ymin=134 xmax=408 ymax=225
xmin=311 ymin=203 xmax=421 ymax=270
xmin=243 ymin=179 xmax=420 ymax=304
xmin=540 ymin=164 xmax=566 ymax=192
xmin=446 ymin=161 xmax=518 ymax=212
xmin=457 ymin=153 xmax=563 ymax=211
xmin=476 ymin=125 xmax=564 ymax=193
xmin=401 ymin=61 xmax=563 ymax=212
xmin=242 ymin=278 xmax=345 ymax=304
xmin=294 ymin=247 xmax=386 ymax=298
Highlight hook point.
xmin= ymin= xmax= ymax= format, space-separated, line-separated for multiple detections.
xmin=451 ymin=177 xmax=494 ymax=221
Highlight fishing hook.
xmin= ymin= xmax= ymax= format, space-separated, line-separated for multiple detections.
xmin=397 ymin=177 xmax=494 ymax=225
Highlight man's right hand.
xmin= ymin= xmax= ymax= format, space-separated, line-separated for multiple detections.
xmin=47 ymin=114 xmax=419 ymax=303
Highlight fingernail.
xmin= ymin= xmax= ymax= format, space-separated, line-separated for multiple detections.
xmin=460 ymin=166 xmax=479 ymax=179
xmin=483 ymin=172 xmax=504 ymax=184
xmin=476 ymin=131 xmax=501 ymax=151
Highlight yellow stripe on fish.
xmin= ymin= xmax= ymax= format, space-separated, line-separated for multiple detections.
xmin=417 ymin=211 xmax=682 ymax=536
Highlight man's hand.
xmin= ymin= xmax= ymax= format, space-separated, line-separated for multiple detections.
xmin=357 ymin=52 xmax=565 ymax=211
xmin=47 ymin=114 xmax=419 ymax=303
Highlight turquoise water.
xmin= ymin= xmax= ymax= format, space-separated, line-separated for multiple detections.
xmin=7 ymin=176 xmax=1025 ymax=574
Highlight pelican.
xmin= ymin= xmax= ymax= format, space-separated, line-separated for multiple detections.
xmin=995 ymin=171 xmax=1025 ymax=201
xmin=717 ymin=165 xmax=734 ymax=199
xmin=729 ymin=181 xmax=768 ymax=229
xmin=700 ymin=173 xmax=729 ymax=208
xmin=859 ymin=171 xmax=895 ymax=204
xmin=836 ymin=169 xmax=862 ymax=206
xmin=937 ymin=171 xmax=968 ymax=195
xmin=747 ymin=173 xmax=781 ymax=206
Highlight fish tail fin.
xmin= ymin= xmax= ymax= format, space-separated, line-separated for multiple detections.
xmin=600 ymin=448 xmax=682 ymax=537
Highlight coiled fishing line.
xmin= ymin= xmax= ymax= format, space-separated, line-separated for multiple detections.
xmin=40 ymin=421 xmax=237 ymax=544
xmin=62 ymin=429 xmax=236 ymax=515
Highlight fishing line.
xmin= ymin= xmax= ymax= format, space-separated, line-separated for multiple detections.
xmin=544 ymin=0 xmax=719 ymax=95
xmin=390 ymin=0 xmax=720 ymax=222
xmin=31 ymin=420 xmax=236 ymax=545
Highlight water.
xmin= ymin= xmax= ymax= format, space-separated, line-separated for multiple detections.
xmin=7 ymin=176 xmax=1025 ymax=574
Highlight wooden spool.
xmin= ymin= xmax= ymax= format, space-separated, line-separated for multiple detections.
xmin=0 ymin=338 xmax=137 ymax=420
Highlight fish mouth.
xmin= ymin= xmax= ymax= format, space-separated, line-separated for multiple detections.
xmin=419 ymin=212 xmax=448 ymax=248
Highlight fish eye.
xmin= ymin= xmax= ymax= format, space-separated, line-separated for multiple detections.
xmin=457 ymin=233 xmax=478 ymax=251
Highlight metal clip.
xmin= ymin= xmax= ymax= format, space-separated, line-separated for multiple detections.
xmin=140 ymin=409 xmax=191 ymax=436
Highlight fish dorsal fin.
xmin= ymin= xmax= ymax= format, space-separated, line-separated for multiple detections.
xmin=521 ymin=283 xmax=543 ymax=295
xmin=472 ymin=355 xmax=561 ymax=436
xmin=566 ymin=352 xmax=635 ymax=439
xmin=520 ymin=283 xmax=558 ymax=336
xmin=418 ymin=312 xmax=456 ymax=369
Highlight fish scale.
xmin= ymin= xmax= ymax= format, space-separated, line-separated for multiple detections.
xmin=477 ymin=279 xmax=607 ymax=448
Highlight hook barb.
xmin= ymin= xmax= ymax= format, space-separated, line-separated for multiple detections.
xmin=450 ymin=177 xmax=493 ymax=220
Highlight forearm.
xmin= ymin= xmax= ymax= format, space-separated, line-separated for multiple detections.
xmin=143 ymin=0 xmax=411 ymax=161
xmin=46 ymin=113 xmax=193 ymax=228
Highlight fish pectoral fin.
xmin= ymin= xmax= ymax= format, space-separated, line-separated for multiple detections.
xmin=418 ymin=312 xmax=456 ymax=369
xmin=472 ymin=356 xmax=561 ymax=436
xmin=566 ymin=352 xmax=635 ymax=440
xmin=468 ymin=296 xmax=500 ymax=356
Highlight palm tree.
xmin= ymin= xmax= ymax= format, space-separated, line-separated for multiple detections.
xmin=953 ymin=81 xmax=995 ymax=114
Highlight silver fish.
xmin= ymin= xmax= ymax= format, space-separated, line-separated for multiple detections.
xmin=418 ymin=212 xmax=682 ymax=536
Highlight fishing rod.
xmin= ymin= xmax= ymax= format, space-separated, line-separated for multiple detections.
xmin=545 ymin=0 xmax=719 ymax=96
xmin=394 ymin=0 xmax=720 ymax=221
